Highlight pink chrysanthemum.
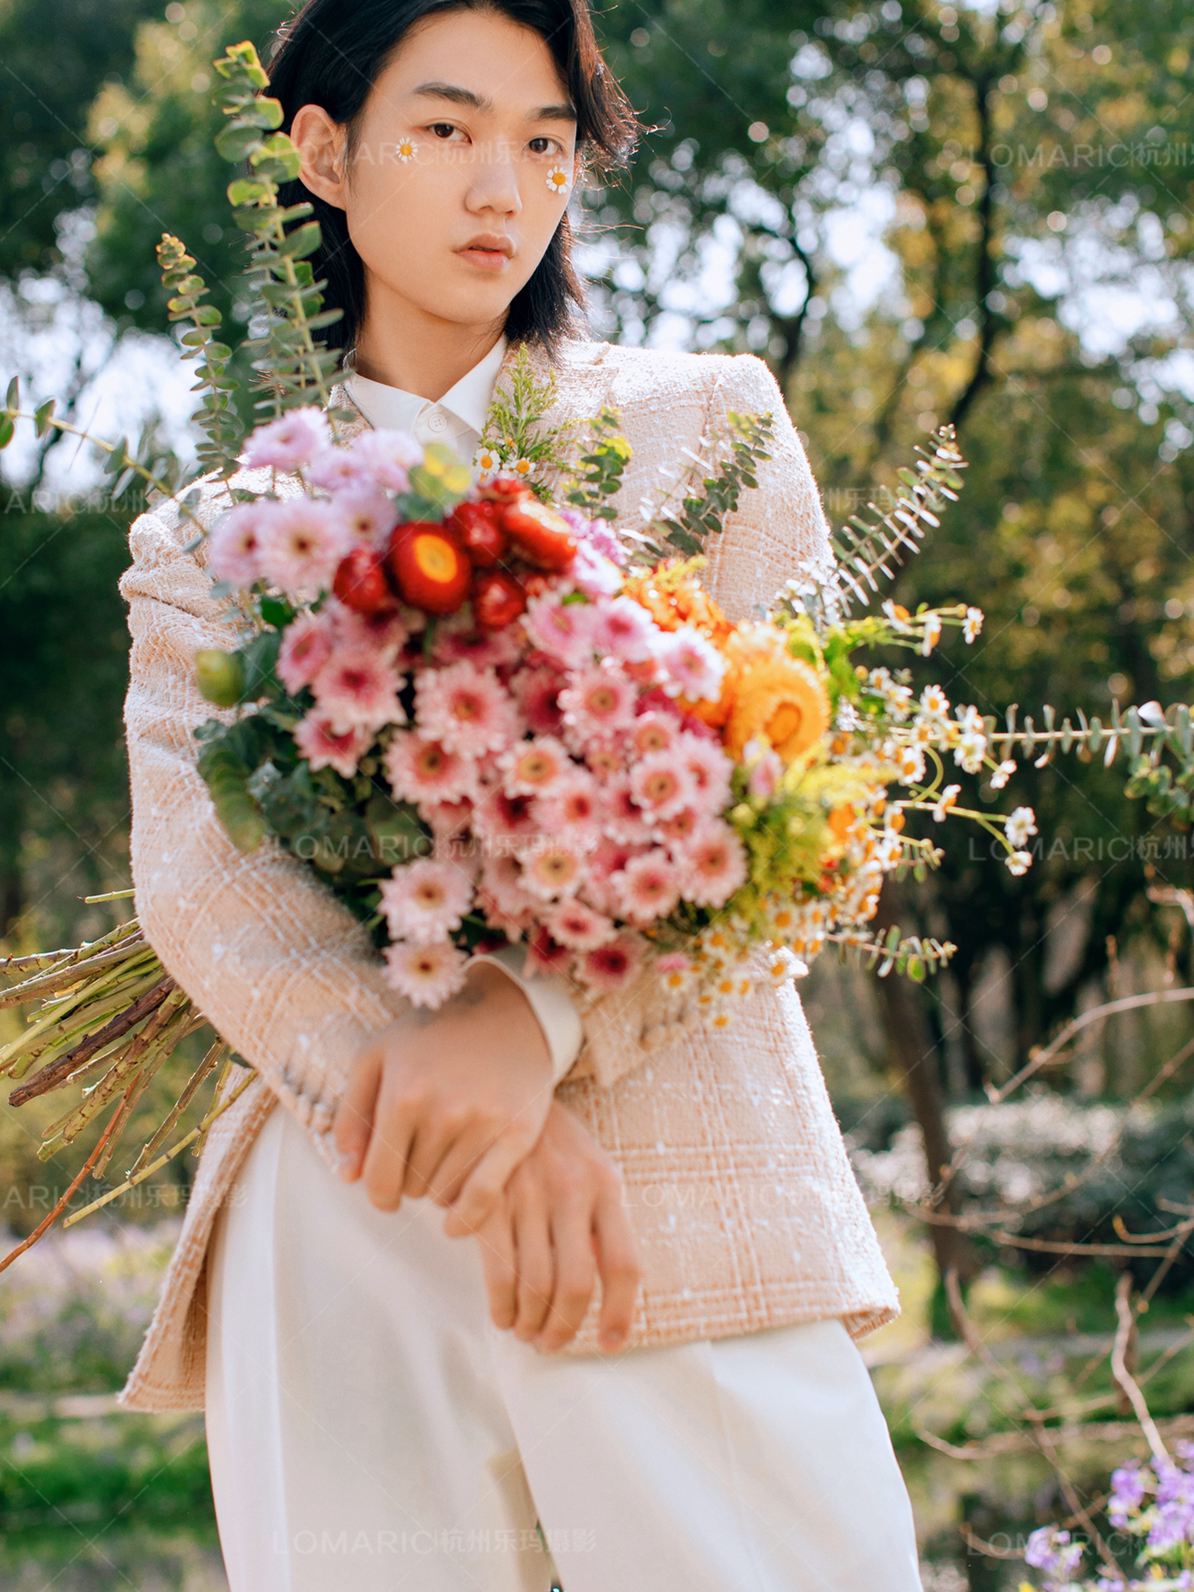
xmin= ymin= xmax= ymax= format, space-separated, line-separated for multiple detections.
xmin=293 ymin=710 xmax=372 ymax=778
xmin=433 ymin=613 xmax=522 ymax=670
xmin=478 ymin=854 xmax=538 ymax=927
xmin=277 ymin=611 xmax=335 ymax=694
xmin=678 ymin=820 xmax=748 ymax=907
xmin=522 ymin=927 xmax=573 ymax=977
xmin=630 ymin=752 xmax=694 ymax=819
xmin=257 ymin=498 xmax=351 ymax=597
xmin=379 ymin=859 xmax=473 ymax=943
xmin=559 ymin=662 xmax=636 ymax=743
xmin=583 ymin=837 xmax=647 ymax=916
xmin=656 ymin=806 xmax=700 ymax=846
xmin=382 ymin=939 xmax=468 ymax=1009
xmin=602 ymin=777 xmax=652 ymax=844
xmin=348 ymin=428 xmax=422 ymax=492
xmin=208 ymin=502 xmax=271 ymax=587
xmin=415 ymin=662 xmax=518 ymax=757
xmin=656 ymin=626 xmax=725 ymax=702
xmin=569 ymin=543 xmax=622 ymax=597
xmin=538 ymin=769 xmax=602 ymax=843
xmin=333 ymin=488 xmax=398 ymax=550
xmin=472 ymin=788 xmax=540 ymax=854
xmin=544 ymin=898 xmax=616 ymax=951
xmin=520 ymin=842 xmax=587 ymax=901
xmin=577 ymin=932 xmax=645 ymax=993
xmin=597 ymin=596 xmax=663 ymax=664
xmin=243 ymin=406 xmax=330 ymax=471
xmin=509 ymin=663 xmax=566 ymax=735
xmin=677 ymin=732 xmax=733 ymax=813
xmin=523 ymin=593 xmax=598 ymax=667
xmin=330 ymin=602 xmax=408 ymax=662
xmin=613 ymin=850 xmax=681 ymax=923
xmin=500 ymin=736 xmax=571 ymax=798
xmin=744 ymin=738 xmax=783 ymax=800
xmin=631 ymin=712 xmax=677 ymax=757
xmin=385 ymin=732 xmax=475 ymax=805
xmin=581 ymin=736 xmax=625 ymax=781
xmin=312 ymin=649 xmax=403 ymax=731
xmin=422 ymin=799 xmax=472 ymax=840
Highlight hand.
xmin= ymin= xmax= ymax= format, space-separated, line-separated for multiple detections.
xmin=334 ymin=963 xmax=554 ymax=1231
xmin=466 ymin=1100 xmax=642 ymax=1354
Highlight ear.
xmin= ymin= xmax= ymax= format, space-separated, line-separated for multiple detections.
xmin=290 ymin=103 xmax=349 ymax=209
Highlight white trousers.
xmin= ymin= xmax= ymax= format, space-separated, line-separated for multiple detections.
xmin=205 ymin=1102 xmax=923 ymax=1592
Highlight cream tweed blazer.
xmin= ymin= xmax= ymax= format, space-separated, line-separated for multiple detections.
xmin=116 ymin=334 xmax=900 ymax=1413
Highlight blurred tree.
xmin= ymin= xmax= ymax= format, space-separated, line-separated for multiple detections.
xmin=0 ymin=0 xmax=160 ymax=279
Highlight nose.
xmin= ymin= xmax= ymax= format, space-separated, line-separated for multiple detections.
xmin=464 ymin=133 xmax=523 ymax=217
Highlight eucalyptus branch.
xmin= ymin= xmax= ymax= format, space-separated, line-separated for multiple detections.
xmin=157 ymin=233 xmax=245 ymax=478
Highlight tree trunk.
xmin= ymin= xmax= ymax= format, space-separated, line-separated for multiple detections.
xmin=871 ymin=880 xmax=978 ymax=1291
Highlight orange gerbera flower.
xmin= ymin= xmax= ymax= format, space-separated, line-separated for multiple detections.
xmin=721 ymin=627 xmax=830 ymax=763
xmin=622 ymin=561 xmax=734 ymax=645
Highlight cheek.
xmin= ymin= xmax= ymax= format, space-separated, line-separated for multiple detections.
xmin=344 ymin=162 xmax=447 ymax=264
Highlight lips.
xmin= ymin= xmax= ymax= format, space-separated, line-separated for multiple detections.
xmin=458 ymin=235 xmax=513 ymax=258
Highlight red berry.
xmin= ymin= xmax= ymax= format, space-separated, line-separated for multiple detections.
xmin=472 ymin=569 xmax=526 ymax=631
xmin=447 ymin=500 xmax=508 ymax=567
xmin=387 ymin=522 xmax=472 ymax=615
xmin=479 ymin=477 xmax=533 ymax=504
xmin=333 ymin=547 xmax=395 ymax=615
xmin=500 ymin=499 xmax=577 ymax=571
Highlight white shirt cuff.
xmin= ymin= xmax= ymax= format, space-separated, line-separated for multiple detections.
xmin=469 ymin=944 xmax=584 ymax=1086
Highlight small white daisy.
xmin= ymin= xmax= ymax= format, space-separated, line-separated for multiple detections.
xmin=545 ymin=165 xmax=572 ymax=195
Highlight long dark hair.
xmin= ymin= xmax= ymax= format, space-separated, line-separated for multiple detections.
xmin=266 ymin=0 xmax=641 ymax=359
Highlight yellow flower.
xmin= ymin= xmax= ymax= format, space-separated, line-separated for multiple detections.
xmin=724 ymin=645 xmax=830 ymax=763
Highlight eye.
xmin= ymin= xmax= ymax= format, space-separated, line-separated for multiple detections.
xmin=528 ymin=136 xmax=562 ymax=156
xmin=428 ymin=121 xmax=462 ymax=140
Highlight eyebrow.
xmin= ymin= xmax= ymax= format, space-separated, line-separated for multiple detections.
xmin=410 ymin=81 xmax=577 ymax=123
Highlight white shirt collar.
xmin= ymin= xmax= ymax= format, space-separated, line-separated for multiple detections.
xmin=343 ymin=334 xmax=507 ymax=444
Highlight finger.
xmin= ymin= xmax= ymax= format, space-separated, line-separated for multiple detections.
xmin=425 ymin=1124 xmax=496 ymax=1209
xmin=403 ymin=1117 xmax=456 ymax=1201
xmin=446 ymin=1124 xmax=536 ymax=1235
xmin=535 ymin=1199 xmax=596 ymax=1353
xmin=361 ymin=1072 xmax=417 ymax=1212
xmin=333 ymin=1046 xmax=382 ymax=1181
xmin=592 ymin=1184 xmax=642 ymax=1352
xmin=473 ymin=1201 xmax=518 ymax=1330
xmin=512 ymin=1180 xmax=554 ymax=1342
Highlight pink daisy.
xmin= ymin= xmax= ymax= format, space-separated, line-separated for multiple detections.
xmin=613 ymin=850 xmax=681 ymax=923
xmin=559 ymin=662 xmax=637 ymax=743
xmin=523 ymin=593 xmax=598 ymax=667
xmin=312 ymin=649 xmax=403 ymax=731
xmin=243 ymin=406 xmax=330 ymax=471
xmin=472 ymin=788 xmax=540 ymax=854
xmin=631 ymin=711 xmax=677 ymax=757
xmin=537 ymin=769 xmax=602 ymax=843
xmin=293 ymin=710 xmax=372 ymax=778
xmin=347 ymin=427 xmax=422 ymax=492
xmin=277 ymin=610 xmax=335 ymax=695
xmin=569 ymin=543 xmax=622 ymax=597
xmin=656 ymin=626 xmax=726 ymax=702
xmin=379 ymin=859 xmax=473 ymax=943
xmin=596 ymin=596 xmax=663 ymax=664
xmin=257 ymin=498 xmax=351 ymax=597
xmin=678 ymin=820 xmax=748 ymax=907
xmin=656 ymin=806 xmax=700 ymax=846
xmin=583 ymin=837 xmax=648 ymax=916
xmin=422 ymin=799 xmax=473 ymax=840
xmin=522 ymin=927 xmax=574 ymax=978
xmin=382 ymin=939 xmax=468 ymax=1009
xmin=333 ymin=488 xmax=398 ymax=550
xmin=500 ymin=736 xmax=571 ymax=798
xmin=432 ymin=614 xmax=522 ymax=671
xmin=580 ymin=736 xmax=625 ymax=781
xmin=415 ymin=662 xmax=518 ymax=757
xmin=385 ymin=732 xmax=475 ymax=805
xmin=520 ymin=842 xmax=587 ymax=901
xmin=630 ymin=752 xmax=694 ymax=819
xmin=330 ymin=601 xmax=408 ymax=662
xmin=478 ymin=854 xmax=538 ymax=927
xmin=509 ymin=664 xmax=566 ymax=735
xmin=677 ymin=732 xmax=733 ymax=814
xmin=208 ymin=502 xmax=273 ymax=588
xmin=576 ymin=932 xmax=645 ymax=994
xmin=544 ymin=898 xmax=616 ymax=951
xmin=602 ymin=777 xmax=653 ymax=844
xmin=744 ymin=739 xmax=783 ymax=800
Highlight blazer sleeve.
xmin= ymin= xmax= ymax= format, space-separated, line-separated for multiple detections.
xmin=121 ymin=494 xmax=421 ymax=1172
xmin=565 ymin=352 xmax=837 ymax=1091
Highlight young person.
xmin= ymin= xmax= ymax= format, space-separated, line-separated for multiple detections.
xmin=117 ymin=1 xmax=925 ymax=1587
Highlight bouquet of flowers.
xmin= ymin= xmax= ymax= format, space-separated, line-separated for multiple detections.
xmin=187 ymin=357 xmax=1011 ymax=1024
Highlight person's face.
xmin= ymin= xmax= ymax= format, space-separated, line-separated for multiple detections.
xmin=291 ymin=10 xmax=580 ymax=334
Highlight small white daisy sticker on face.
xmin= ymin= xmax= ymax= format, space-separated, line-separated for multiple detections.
xmin=395 ymin=138 xmax=418 ymax=162
xmin=545 ymin=164 xmax=572 ymax=195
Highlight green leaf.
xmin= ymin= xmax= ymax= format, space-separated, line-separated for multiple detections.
xmin=5 ymin=375 xmax=20 ymax=413
xmin=215 ymin=123 xmax=264 ymax=163
xmin=0 ymin=414 xmax=13 ymax=449
xmin=33 ymin=398 xmax=56 ymax=436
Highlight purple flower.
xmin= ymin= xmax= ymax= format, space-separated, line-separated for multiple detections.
xmin=1108 ymin=1461 xmax=1147 ymax=1527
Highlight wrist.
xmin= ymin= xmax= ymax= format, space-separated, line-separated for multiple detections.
xmin=468 ymin=945 xmax=583 ymax=1086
